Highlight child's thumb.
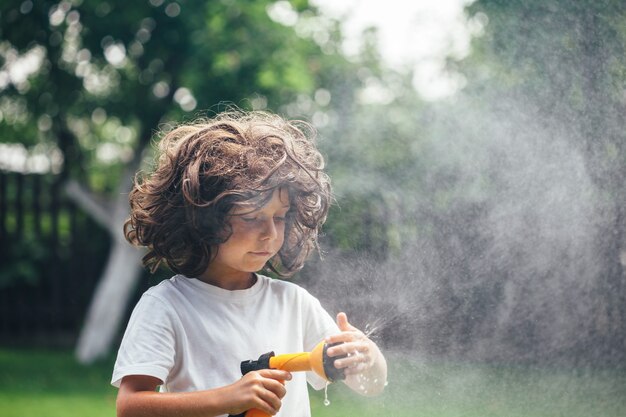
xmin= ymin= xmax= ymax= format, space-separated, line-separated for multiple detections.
xmin=336 ymin=312 xmax=353 ymax=331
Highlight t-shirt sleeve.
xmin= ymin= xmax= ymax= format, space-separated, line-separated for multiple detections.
xmin=111 ymin=293 xmax=179 ymax=388
xmin=300 ymin=289 xmax=340 ymax=390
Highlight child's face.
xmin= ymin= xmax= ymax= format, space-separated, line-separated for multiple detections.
xmin=200 ymin=187 xmax=290 ymax=289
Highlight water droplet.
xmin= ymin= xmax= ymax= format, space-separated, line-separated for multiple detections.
xmin=324 ymin=382 xmax=331 ymax=406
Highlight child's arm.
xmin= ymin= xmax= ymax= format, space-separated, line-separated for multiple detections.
xmin=117 ymin=369 xmax=292 ymax=417
xmin=324 ymin=312 xmax=388 ymax=397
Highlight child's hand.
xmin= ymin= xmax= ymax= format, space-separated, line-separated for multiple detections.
xmin=325 ymin=312 xmax=388 ymax=396
xmin=325 ymin=312 xmax=377 ymax=375
xmin=224 ymin=369 xmax=292 ymax=416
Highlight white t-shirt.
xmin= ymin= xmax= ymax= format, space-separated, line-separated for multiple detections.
xmin=112 ymin=274 xmax=339 ymax=417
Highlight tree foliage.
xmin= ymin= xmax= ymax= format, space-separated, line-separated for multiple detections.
xmin=0 ymin=0 xmax=352 ymax=189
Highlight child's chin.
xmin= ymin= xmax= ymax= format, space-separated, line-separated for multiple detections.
xmin=244 ymin=260 xmax=270 ymax=272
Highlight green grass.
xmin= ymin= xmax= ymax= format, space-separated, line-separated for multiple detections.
xmin=311 ymin=356 xmax=626 ymax=417
xmin=0 ymin=349 xmax=117 ymax=417
xmin=1 ymin=349 xmax=625 ymax=417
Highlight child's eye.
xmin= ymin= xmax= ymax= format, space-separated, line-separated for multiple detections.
xmin=241 ymin=216 xmax=258 ymax=222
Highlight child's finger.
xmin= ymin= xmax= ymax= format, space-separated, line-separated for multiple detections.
xmin=343 ymin=361 xmax=370 ymax=375
xmin=333 ymin=349 xmax=373 ymax=371
xmin=235 ymin=371 xmax=285 ymax=415
xmin=326 ymin=327 xmax=371 ymax=355
xmin=259 ymin=380 xmax=286 ymax=412
xmin=336 ymin=312 xmax=358 ymax=332
xmin=250 ymin=371 xmax=289 ymax=414
xmin=261 ymin=377 xmax=288 ymax=399
xmin=325 ymin=331 xmax=360 ymax=347
xmin=258 ymin=369 xmax=292 ymax=383
xmin=253 ymin=390 xmax=282 ymax=416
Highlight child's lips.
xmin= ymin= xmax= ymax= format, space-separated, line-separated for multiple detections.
xmin=250 ymin=251 xmax=271 ymax=257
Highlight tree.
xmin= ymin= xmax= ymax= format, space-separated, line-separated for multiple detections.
xmin=0 ymin=0 xmax=359 ymax=362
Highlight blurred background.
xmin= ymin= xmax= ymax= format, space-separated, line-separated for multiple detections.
xmin=1 ymin=0 xmax=625 ymax=416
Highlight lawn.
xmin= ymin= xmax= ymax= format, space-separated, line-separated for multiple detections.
xmin=0 ymin=349 xmax=117 ymax=417
xmin=1 ymin=349 xmax=625 ymax=417
xmin=312 ymin=354 xmax=626 ymax=417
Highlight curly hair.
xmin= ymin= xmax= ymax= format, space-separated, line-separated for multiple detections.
xmin=124 ymin=110 xmax=332 ymax=278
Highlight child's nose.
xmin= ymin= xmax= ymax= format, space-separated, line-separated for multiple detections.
xmin=260 ymin=218 xmax=278 ymax=240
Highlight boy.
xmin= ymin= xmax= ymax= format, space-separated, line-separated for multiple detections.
xmin=112 ymin=110 xmax=387 ymax=417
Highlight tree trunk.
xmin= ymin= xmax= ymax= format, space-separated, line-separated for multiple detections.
xmin=67 ymin=166 xmax=145 ymax=364
xmin=75 ymin=242 xmax=144 ymax=363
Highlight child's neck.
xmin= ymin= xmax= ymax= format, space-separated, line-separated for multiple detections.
xmin=198 ymin=270 xmax=257 ymax=290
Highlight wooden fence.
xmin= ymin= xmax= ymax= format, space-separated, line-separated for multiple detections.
xmin=0 ymin=171 xmax=114 ymax=347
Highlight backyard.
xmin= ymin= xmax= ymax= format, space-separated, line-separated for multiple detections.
xmin=1 ymin=349 xmax=625 ymax=417
xmin=2 ymin=1 xmax=626 ymax=417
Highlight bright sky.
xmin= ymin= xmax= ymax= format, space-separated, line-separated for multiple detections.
xmin=311 ymin=0 xmax=478 ymax=100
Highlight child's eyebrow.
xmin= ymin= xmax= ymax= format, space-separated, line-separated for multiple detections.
xmin=231 ymin=203 xmax=290 ymax=215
